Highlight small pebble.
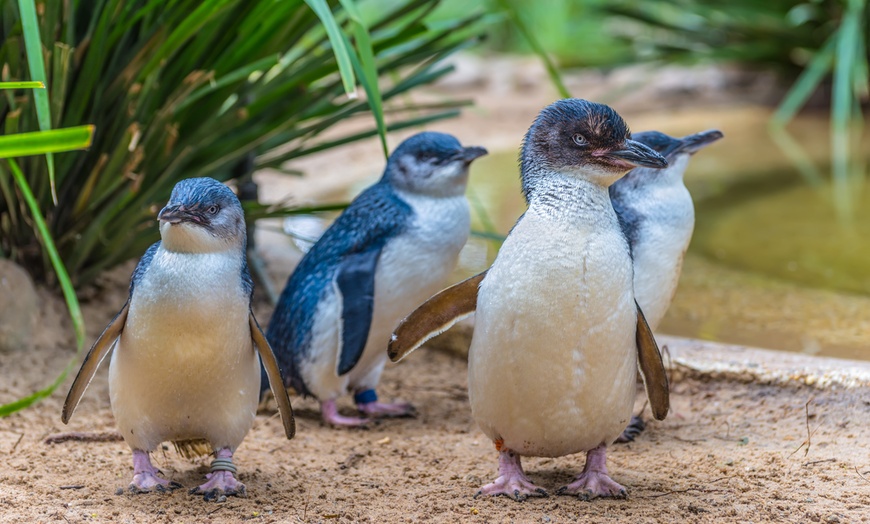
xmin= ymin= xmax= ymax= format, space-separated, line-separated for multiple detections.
xmin=217 ymin=495 xmax=227 ymax=503
xmin=377 ymin=437 xmax=391 ymax=445
xmin=470 ymin=508 xmax=479 ymax=515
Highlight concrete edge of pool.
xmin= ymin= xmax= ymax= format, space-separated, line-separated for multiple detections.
xmin=422 ymin=321 xmax=870 ymax=390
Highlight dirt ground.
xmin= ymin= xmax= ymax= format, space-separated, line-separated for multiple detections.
xmin=2 ymin=60 xmax=870 ymax=523
xmin=2 ymin=304 xmax=870 ymax=524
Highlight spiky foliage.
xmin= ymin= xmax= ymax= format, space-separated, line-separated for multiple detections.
xmin=0 ymin=0 xmax=482 ymax=285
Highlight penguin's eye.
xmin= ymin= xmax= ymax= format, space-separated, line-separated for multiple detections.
xmin=572 ymin=134 xmax=588 ymax=147
xmin=207 ymin=205 xmax=220 ymax=215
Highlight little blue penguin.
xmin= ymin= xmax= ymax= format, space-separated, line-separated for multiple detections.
xmin=609 ymin=129 xmax=723 ymax=443
xmin=62 ymin=177 xmax=295 ymax=500
xmin=388 ymin=99 xmax=671 ymax=500
xmin=267 ymin=131 xmax=487 ymax=427
xmin=610 ymin=129 xmax=723 ymax=330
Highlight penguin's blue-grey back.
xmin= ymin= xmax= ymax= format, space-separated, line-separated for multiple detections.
xmin=265 ymin=181 xmax=412 ymax=396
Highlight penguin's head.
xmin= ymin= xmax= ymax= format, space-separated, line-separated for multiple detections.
xmin=520 ymin=99 xmax=667 ymax=196
xmin=158 ymin=177 xmax=246 ymax=253
xmin=384 ymin=131 xmax=488 ymax=197
xmin=633 ymin=129 xmax=723 ymax=179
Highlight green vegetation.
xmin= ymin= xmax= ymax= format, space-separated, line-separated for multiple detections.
xmin=0 ymin=0 xmax=483 ymax=288
xmin=0 ymin=0 xmax=483 ymax=416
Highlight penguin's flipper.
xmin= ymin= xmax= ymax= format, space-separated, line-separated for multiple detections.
xmin=388 ymin=270 xmax=488 ymax=362
xmin=250 ymin=313 xmax=296 ymax=439
xmin=335 ymin=248 xmax=382 ymax=376
xmin=635 ymin=301 xmax=669 ymax=420
xmin=62 ymin=302 xmax=129 ymax=424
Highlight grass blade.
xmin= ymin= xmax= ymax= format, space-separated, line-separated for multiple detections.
xmin=339 ymin=0 xmax=388 ymax=158
xmin=771 ymin=35 xmax=837 ymax=126
xmin=0 ymin=81 xmax=44 ymax=89
xmin=0 ymin=158 xmax=85 ymax=417
xmin=494 ymin=0 xmax=571 ymax=98
xmin=17 ymin=0 xmax=58 ymax=204
xmin=305 ymin=0 xmax=359 ymax=99
xmin=0 ymin=126 xmax=95 ymax=158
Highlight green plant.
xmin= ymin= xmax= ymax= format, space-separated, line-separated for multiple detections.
xmin=0 ymin=0 xmax=95 ymax=416
xmin=0 ymin=0 xmax=483 ymax=287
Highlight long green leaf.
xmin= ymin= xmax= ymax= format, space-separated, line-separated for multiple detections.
xmin=494 ymin=0 xmax=570 ymax=98
xmin=0 ymin=158 xmax=84 ymax=417
xmin=339 ymin=0 xmax=388 ymax=158
xmin=305 ymin=0 xmax=359 ymax=98
xmin=17 ymin=0 xmax=57 ymax=204
xmin=771 ymin=35 xmax=837 ymax=126
xmin=0 ymin=81 xmax=44 ymax=89
xmin=0 ymin=126 xmax=95 ymax=158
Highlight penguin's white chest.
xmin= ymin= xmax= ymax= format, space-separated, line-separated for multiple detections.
xmin=109 ymin=248 xmax=259 ymax=452
xmin=468 ymin=211 xmax=637 ymax=457
xmin=630 ymin=184 xmax=694 ymax=330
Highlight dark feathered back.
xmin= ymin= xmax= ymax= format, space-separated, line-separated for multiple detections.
xmin=265 ymin=181 xmax=412 ymax=396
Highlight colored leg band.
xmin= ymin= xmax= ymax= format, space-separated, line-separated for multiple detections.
xmin=354 ymin=389 xmax=378 ymax=405
xmin=210 ymin=458 xmax=237 ymax=474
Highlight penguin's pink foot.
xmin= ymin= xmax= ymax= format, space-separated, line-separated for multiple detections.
xmin=557 ymin=444 xmax=627 ymax=500
xmin=321 ymin=399 xmax=372 ymax=427
xmin=189 ymin=449 xmax=246 ymax=501
xmin=357 ymin=401 xmax=416 ymax=418
xmin=128 ymin=450 xmax=181 ymax=493
xmin=354 ymin=389 xmax=416 ymax=418
xmin=191 ymin=471 xmax=246 ymax=501
xmin=475 ymin=448 xmax=548 ymax=501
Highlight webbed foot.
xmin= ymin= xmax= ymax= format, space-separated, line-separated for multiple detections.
xmin=354 ymin=389 xmax=416 ymax=418
xmin=557 ymin=444 xmax=627 ymax=500
xmin=128 ymin=450 xmax=180 ymax=493
xmin=475 ymin=448 xmax=548 ymax=501
xmin=189 ymin=448 xmax=246 ymax=501
xmin=322 ymin=399 xmax=372 ymax=427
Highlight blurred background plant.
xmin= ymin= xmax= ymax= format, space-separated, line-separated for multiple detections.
xmin=429 ymin=0 xmax=868 ymax=224
xmin=0 ymin=0 xmax=484 ymax=289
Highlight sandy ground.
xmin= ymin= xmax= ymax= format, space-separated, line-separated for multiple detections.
xmin=2 ymin=60 xmax=870 ymax=523
xmin=1 ymin=304 xmax=870 ymax=523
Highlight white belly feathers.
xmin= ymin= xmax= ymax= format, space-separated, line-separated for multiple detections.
xmin=468 ymin=210 xmax=637 ymax=457
xmin=109 ymin=247 xmax=259 ymax=452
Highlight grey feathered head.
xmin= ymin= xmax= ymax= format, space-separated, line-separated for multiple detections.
xmin=383 ymin=131 xmax=487 ymax=197
xmin=520 ymin=99 xmax=667 ymax=200
xmin=158 ymin=177 xmax=246 ymax=253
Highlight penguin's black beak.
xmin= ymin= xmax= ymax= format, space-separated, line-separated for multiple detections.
xmin=677 ymin=129 xmax=724 ymax=155
xmin=453 ymin=146 xmax=488 ymax=164
xmin=607 ymin=139 xmax=668 ymax=169
xmin=158 ymin=204 xmax=201 ymax=224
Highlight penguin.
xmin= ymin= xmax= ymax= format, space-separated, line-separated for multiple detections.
xmin=611 ymin=129 xmax=723 ymax=330
xmin=388 ymin=99 xmax=670 ymax=500
xmin=609 ymin=129 xmax=723 ymax=442
xmin=267 ymin=131 xmax=487 ymax=427
xmin=62 ymin=177 xmax=295 ymax=500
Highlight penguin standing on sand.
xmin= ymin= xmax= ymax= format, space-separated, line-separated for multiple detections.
xmin=389 ymin=99 xmax=670 ymax=500
xmin=609 ymin=129 xmax=723 ymax=442
xmin=62 ymin=178 xmax=295 ymax=500
xmin=267 ymin=132 xmax=487 ymax=427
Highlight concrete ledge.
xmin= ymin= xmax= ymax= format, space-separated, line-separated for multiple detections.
xmin=421 ymin=320 xmax=870 ymax=390
xmin=659 ymin=335 xmax=870 ymax=389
